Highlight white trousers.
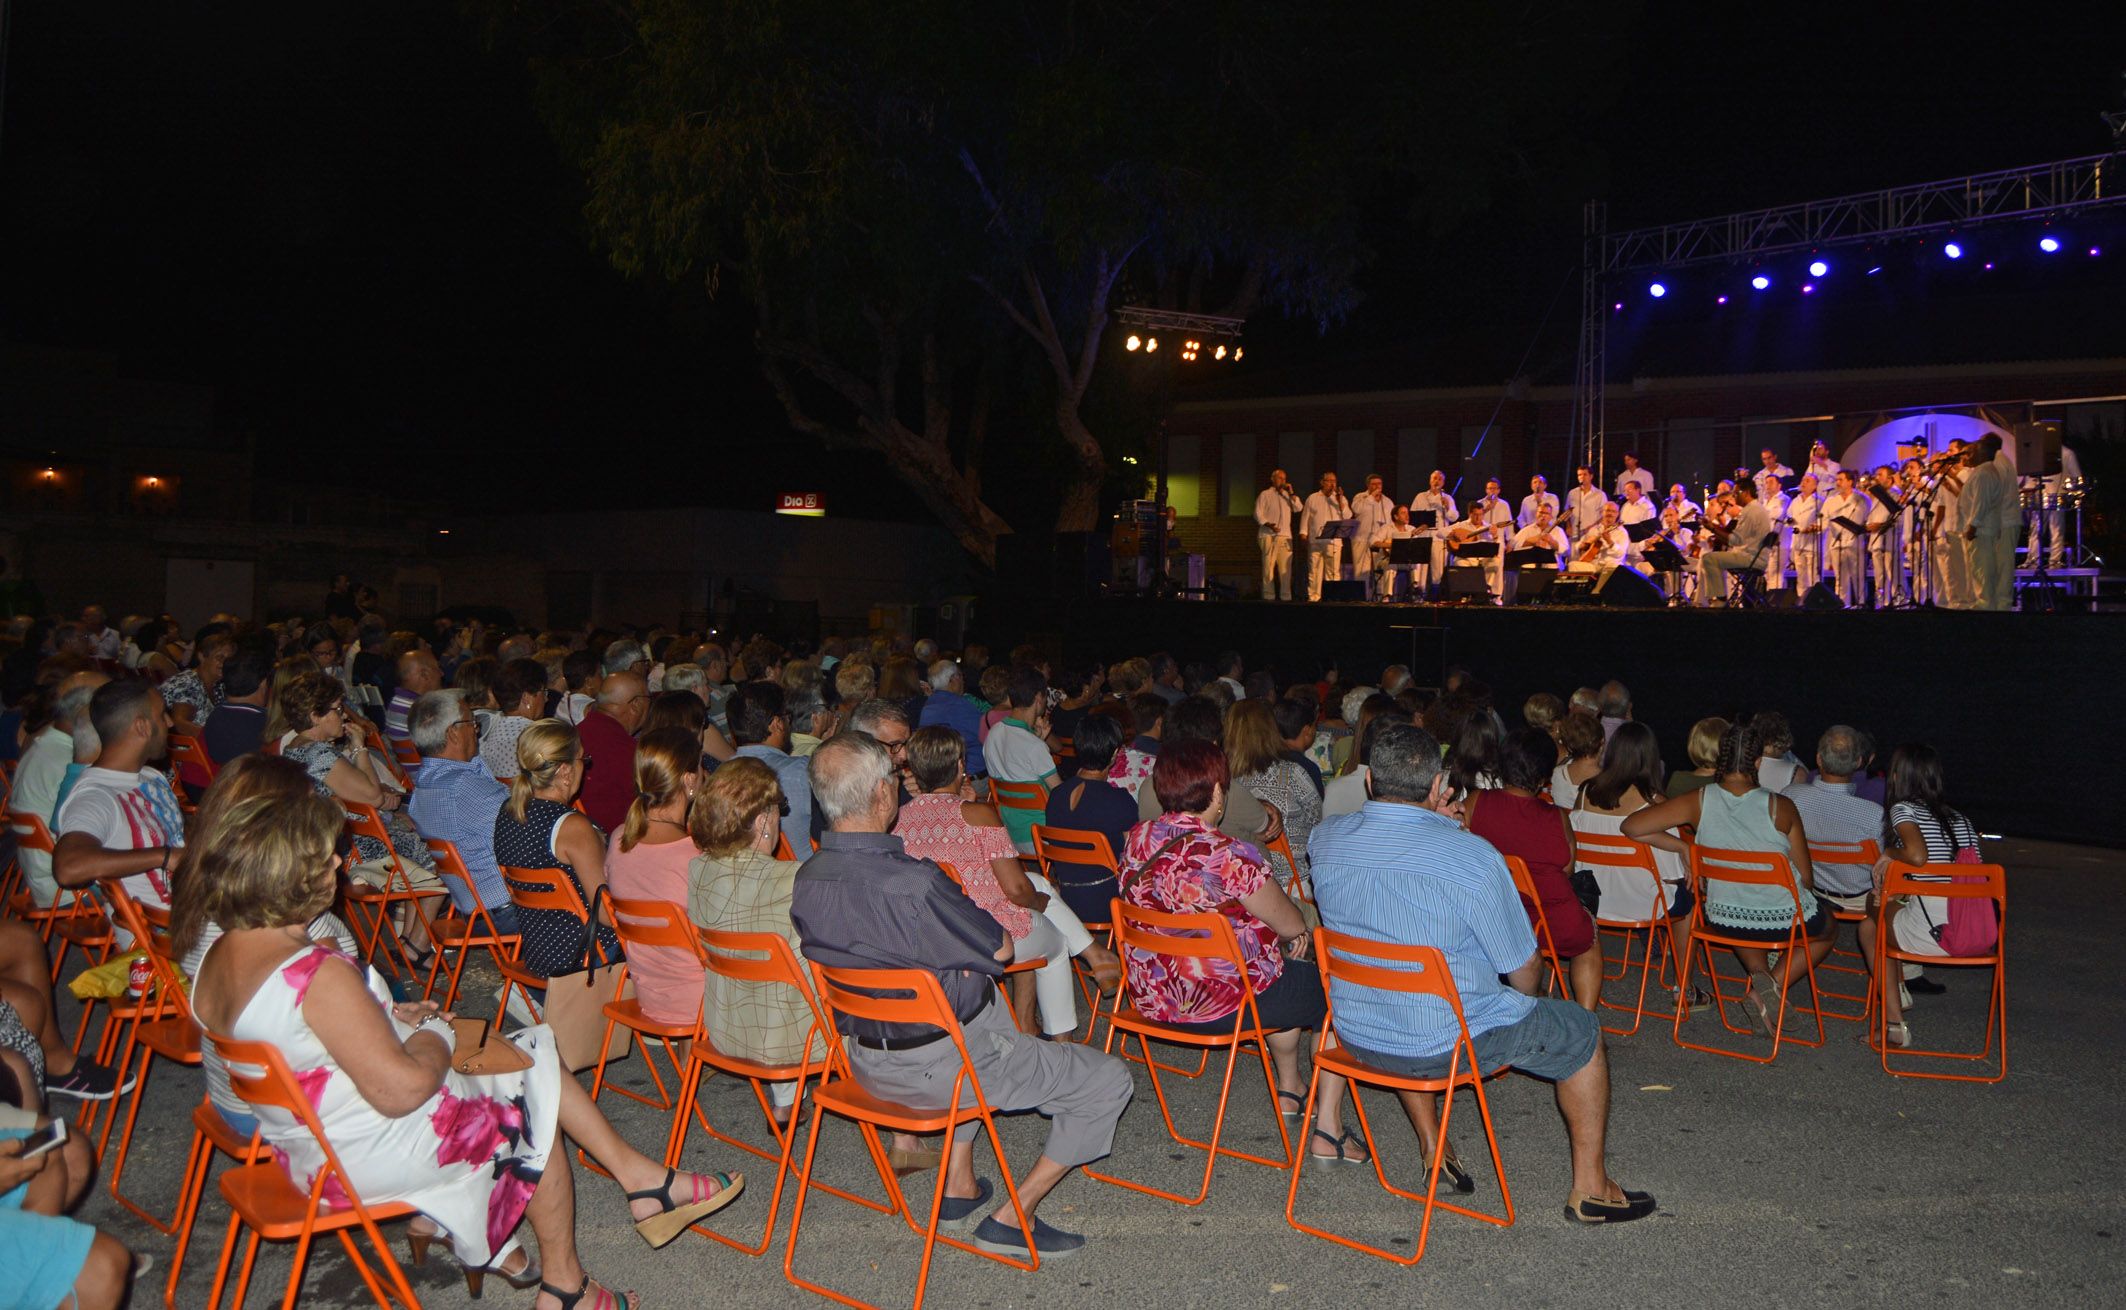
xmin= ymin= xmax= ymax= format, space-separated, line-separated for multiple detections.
xmin=1936 ymin=534 xmax=1971 ymax=608
xmin=1259 ymin=534 xmax=1292 ymax=600
xmin=1019 ymin=870 xmax=1095 ymax=1035
xmin=1968 ymin=531 xmax=2016 ymax=611
xmin=1306 ymin=539 xmax=1342 ymax=601
xmin=2026 ymin=505 xmax=2065 ymax=569
xmin=1790 ymin=536 xmax=1821 ymax=593
xmin=1868 ymin=532 xmax=1901 ymax=607
xmin=1829 ymin=539 xmax=1866 ymax=607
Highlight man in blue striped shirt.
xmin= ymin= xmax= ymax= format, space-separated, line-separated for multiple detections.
xmin=1308 ymin=722 xmax=1656 ymax=1225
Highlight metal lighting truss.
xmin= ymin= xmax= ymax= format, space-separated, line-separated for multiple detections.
xmin=1573 ymin=150 xmax=2126 ymax=469
xmin=1113 ymin=306 xmax=1246 ymax=337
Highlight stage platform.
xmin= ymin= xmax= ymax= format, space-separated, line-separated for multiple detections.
xmin=1030 ymin=595 xmax=2125 ymax=848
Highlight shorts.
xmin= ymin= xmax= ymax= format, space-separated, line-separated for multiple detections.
xmin=1343 ymin=998 xmax=1600 ymax=1084
xmin=1706 ymin=901 xmax=1833 ymax=944
xmin=1162 ymin=955 xmax=1327 ymax=1035
xmin=0 ymin=1128 xmax=98 ymax=1310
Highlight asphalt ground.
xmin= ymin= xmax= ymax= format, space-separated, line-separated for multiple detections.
xmin=53 ymin=835 xmax=2120 ymax=1309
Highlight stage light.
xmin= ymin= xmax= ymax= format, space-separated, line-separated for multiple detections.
xmin=1983 ymin=262 xmax=1994 ymax=270
xmin=1867 ymin=266 xmax=1883 ymax=275
xmin=1801 ymin=283 xmax=1816 ymax=294
xmin=1612 ymin=301 xmax=1623 ymax=312
xmin=1943 ymin=242 xmax=1963 ymax=260
xmin=1125 ymin=334 xmax=1141 ymax=351
xmin=2038 ymin=236 xmax=2061 ymax=253
xmin=1808 ymin=260 xmax=1829 ymax=277
xmin=1214 ymin=344 xmax=1227 ymax=359
xmin=1233 ymin=347 xmax=1243 ymax=360
xmin=2091 ymin=246 xmax=2104 ymax=257
xmin=1123 ymin=456 xmax=1138 ymax=465
xmin=1751 ymin=275 xmax=1771 ymax=290
xmin=1648 ymin=281 xmax=1667 ymax=298
xmin=40 ymin=467 xmax=55 ymax=481
xmin=1144 ymin=336 xmax=1158 ymax=352
xmin=1715 ymin=294 xmax=1729 ymax=305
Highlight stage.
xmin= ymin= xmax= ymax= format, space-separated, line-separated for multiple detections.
xmin=1029 ymin=593 xmax=2125 ymax=848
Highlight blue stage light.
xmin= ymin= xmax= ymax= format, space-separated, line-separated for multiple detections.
xmin=2038 ymin=236 xmax=2061 ymax=253
xmin=1716 ymin=294 xmax=1729 ymax=305
xmin=1866 ymin=266 xmax=1883 ymax=275
xmin=1751 ymin=275 xmax=1771 ymax=290
xmin=1943 ymin=242 xmax=1963 ymax=260
xmin=1801 ymin=283 xmax=1816 ymax=294
xmin=1808 ymin=260 xmax=1829 ymax=277
xmin=1648 ymin=282 xmax=1667 ymax=298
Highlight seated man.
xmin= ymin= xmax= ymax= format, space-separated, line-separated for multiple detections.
xmin=404 ymin=690 xmax=521 ymax=934
xmin=384 ymin=648 xmax=442 ymax=740
xmin=202 ymin=637 xmax=275 ymax=764
xmin=10 ymin=671 xmax=106 ymax=907
xmin=728 ymin=680 xmax=814 ymax=856
xmin=790 ymin=733 xmax=1132 ymax=1260
xmin=983 ymin=667 xmax=1062 ymax=851
xmin=916 ymin=660 xmax=988 ymax=777
xmin=53 ymin=680 xmax=186 ymax=938
xmin=1695 ymin=481 xmax=1775 ymax=606
xmin=1307 ymin=722 xmax=1656 ymax=1224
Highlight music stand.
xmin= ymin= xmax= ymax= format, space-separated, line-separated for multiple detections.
xmin=1409 ymin=509 xmax=1438 ymax=529
xmin=1623 ymin=518 xmax=1662 ymax=544
xmin=1831 ymin=515 xmax=1868 ymax=536
xmin=1453 ymin=541 xmax=1500 ymax=561
xmin=1642 ymin=539 xmax=1688 ymax=575
xmin=1387 ymin=539 xmax=1431 ymax=567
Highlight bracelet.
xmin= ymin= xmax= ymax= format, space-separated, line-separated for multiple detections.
xmin=414 ymin=1016 xmax=454 ymax=1047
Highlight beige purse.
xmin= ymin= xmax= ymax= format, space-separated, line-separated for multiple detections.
xmin=449 ymin=1015 xmax=533 ymax=1076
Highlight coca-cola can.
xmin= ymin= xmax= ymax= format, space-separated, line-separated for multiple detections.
xmin=127 ymin=956 xmax=153 ymax=998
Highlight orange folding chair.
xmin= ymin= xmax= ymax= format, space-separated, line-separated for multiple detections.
xmin=419 ymin=839 xmax=520 ymax=1009
xmin=989 ymin=778 xmax=1049 ymax=817
xmin=1672 ymin=845 xmax=1826 ymax=1063
xmin=359 ymin=720 xmax=415 ymax=792
xmin=1874 ymin=862 xmax=2007 ymax=1083
xmin=934 ymin=862 xmax=1046 ymax=1030
xmin=591 ymin=897 xmax=705 ymax=1115
xmin=3 ymin=810 xmax=105 ymax=971
xmin=784 ymin=964 xmax=1040 ymax=1309
xmin=1263 ymin=828 xmax=1310 ymax=904
xmin=98 ymin=888 xmax=203 ymax=1229
xmin=494 ymin=864 xmax=618 ymax=1024
xmin=774 ymin=830 xmax=798 ymax=863
xmin=168 ymin=731 xmax=219 ymax=797
xmin=1574 ymin=832 xmax=1681 ymax=1037
xmin=1807 ymin=837 xmax=1880 ymax=1022
xmin=203 ymin=1035 xmax=421 ymax=1310
xmin=338 ymin=803 xmax=446 ymax=981
xmin=166 ymin=1098 xmax=269 ymax=1309
xmin=1285 ymin=929 xmax=1514 ymax=1262
xmin=1083 ymin=900 xmax=1294 ymax=1205
xmin=1502 ymin=856 xmax=1572 ymax=1000
xmin=665 ymin=927 xmax=846 ymax=1257
xmin=1030 ymin=825 xmax=1126 ymax=1030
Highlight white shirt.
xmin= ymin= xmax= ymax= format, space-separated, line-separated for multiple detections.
xmin=1823 ymin=490 xmax=1869 ymax=546
xmin=984 ymin=719 xmax=1057 ymax=784
xmin=1351 ymin=491 xmax=1397 ymax=548
xmin=1577 ymin=526 xmax=1629 ymax=568
xmin=1806 ymin=456 xmax=1842 ymax=485
xmin=1760 ymin=489 xmax=1790 ymax=527
xmin=10 ymin=725 xmax=73 ymax=904
xmin=1517 ymin=491 xmax=1560 ymax=527
xmin=1789 ymin=491 xmax=1823 ymax=535
xmin=85 ymin=626 xmax=121 ymax=660
xmin=1753 ymin=464 xmax=1794 ymax=499
xmin=1613 ymin=467 xmax=1655 ymax=499
xmin=1301 ymin=490 xmax=1351 ymax=539
xmin=1254 ymin=485 xmax=1299 ymax=538
xmin=1864 ymin=487 xmax=1895 ymax=536
xmin=557 ymin=691 xmax=592 ymax=724
xmin=1409 ymin=490 xmax=1457 ymax=538
xmin=1511 ymin=524 xmax=1569 ymax=560
xmin=1617 ymin=497 xmax=1655 ymax=528
xmin=1667 ymin=496 xmax=1703 ymax=523
xmin=1372 ymin=523 xmax=1420 ymax=550
xmin=1466 ymin=496 xmax=1513 ymax=540
xmin=1566 ymin=485 xmax=1609 ymax=536
xmin=55 ymin=764 xmax=187 ymax=919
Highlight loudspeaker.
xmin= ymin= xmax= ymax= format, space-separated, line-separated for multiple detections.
xmin=1590 ymin=565 xmax=1663 ymax=608
xmin=1445 ymin=568 xmax=1494 ymax=601
xmin=1513 ymin=567 xmax=1558 ymax=604
xmin=1801 ymin=581 xmax=1844 ymax=610
xmin=1321 ymin=580 xmax=1368 ymax=602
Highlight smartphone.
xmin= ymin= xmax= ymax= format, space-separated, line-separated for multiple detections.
xmin=18 ymin=1117 xmax=67 ymax=1159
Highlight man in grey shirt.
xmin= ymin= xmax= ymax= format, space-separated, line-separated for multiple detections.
xmin=1780 ymin=726 xmax=1882 ymax=900
xmin=791 ymin=732 xmax=1131 ymax=1261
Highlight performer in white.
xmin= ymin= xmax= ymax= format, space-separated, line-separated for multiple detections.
xmin=1932 ymin=440 xmax=1971 ymax=608
xmin=1822 ymin=470 xmax=1872 ymax=608
xmin=1805 ymin=439 xmax=1841 ymax=487
xmin=1787 ymin=472 xmax=1824 ymax=593
xmin=1759 ymin=477 xmax=1792 ymax=588
xmin=1612 ymin=452 xmax=1656 ymax=501
xmin=1566 ymin=465 xmax=1609 ymax=538
xmin=2022 ymin=444 xmax=2081 ymax=571
xmin=1300 ymin=471 xmax=1352 ymax=602
xmin=1348 ymin=473 xmax=1398 ymax=598
xmin=1511 ymin=503 xmax=1570 ymax=563
xmin=1666 ymin=483 xmax=1703 ymax=527
xmin=1863 ymin=465 xmax=1904 ymax=607
xmin=1616 ymin=481 xmax=1656 ymax=567
xmin=1900 ymin=459 xmax=1932 ymax=605
xmin=1252 ymin=468 xmax=1302 ymax=600
xmin=1752 ymin=447 xmax=1794 ymax=502
xmin=1408 ymin=469 xmax=1458 ymax=600
xmin=1370 ymin=504 xmax=1423 ymax=601
xmin=1518 ymin=474 xmax=1560 ymax=528
xmin=1571 ymin=502 xmax=1630 ymax=571
xmin=1649 ymin=505 xmax=1696 ymax=601
xmin=1961 ymin=435 xmax=2019 ymax=611
xmin=1463 ymin=478 xmax=1515 ymax=601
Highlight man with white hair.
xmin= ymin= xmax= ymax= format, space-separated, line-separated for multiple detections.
xmin=790 ymin=732 xmax=1132 ymax=1260
xmin=662 ymin=662 xmax=708 ymax=701
xmin=912 ymin=637 xmax=938 ymax=666
xmin=79 ymin=606 xmax=121 ymax=661
xmin=916 ymin=659 xmax=986 ymax=777
xmin=603 ymin=638 xmax=649 ymax=679
xmin=694 ymin=642 xmax=734 ymax=728
xmin=1379 ymin=665 xmax=1412 ymax=698
xmin=11 ymin=670 xmax=107 ymax=905
xmin=1596 ymin=680 xmax=1631 ymax=743
xmin=405 ymin=689 xmax=519 ymax=933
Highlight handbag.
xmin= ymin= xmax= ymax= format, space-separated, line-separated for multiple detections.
xmin=542 ymin=885 xmax=636 ymax=1073
xmin=1568 ymin=868 xmax=1603 ymax=918
xmin=449 ymin=1015 xmax=533 ymax=1076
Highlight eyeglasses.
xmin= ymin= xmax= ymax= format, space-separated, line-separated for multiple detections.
xmin=777 ymin=799 xmax=792 ymax=818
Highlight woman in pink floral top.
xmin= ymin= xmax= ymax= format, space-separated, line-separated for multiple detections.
xmin=894 ymin=727 xmax=1121 ymax=1036
xmin=180 ymin=780 xmax=746 ymax=1309
xmin=1121 ymin=737 xmax=1364 ymax=1165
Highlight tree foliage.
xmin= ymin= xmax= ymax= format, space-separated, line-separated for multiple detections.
xmin=481 ymin=0 xmax=1625 ymax=562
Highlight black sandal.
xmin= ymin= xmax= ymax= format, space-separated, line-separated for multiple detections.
xmin=1275 ymin=1089 xmax=1306 ymax=1119
xmin=626 ymin=1166 xmax=744 ymax=1247
xmin=1306 ymin=1126 xmax=1371 ymax=1166
xmin=539 ymin=1276 xmax=638 ymax=1310
xmin=1428 ymin=1143 xmax=1476 ymax=1194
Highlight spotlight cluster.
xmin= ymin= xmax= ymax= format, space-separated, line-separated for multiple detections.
xmin=1115 ymin=305 xmax=1247 ymax=365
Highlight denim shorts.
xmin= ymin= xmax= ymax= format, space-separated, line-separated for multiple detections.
xmin=1342 ymin=997 xmax=1599 ymax=1083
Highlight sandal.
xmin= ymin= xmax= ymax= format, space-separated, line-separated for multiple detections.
xmin=1564 ymin=1186 xmax=1657 ymax=1224
xmin=886 ymin=1141 xmax=937 ymax=1177
xmin=626 ymin=1167 xmax=745 ymax=1248
xmin=1739 ymin=977 xmax=1778 ymax=1038
xmin=1427 ymin=1143 xmax=1476 ymax=1194
xmin=1275 ymin=1089 xmax=1307 ymax=1120
xmin=1307 ymin=1126 xmax=1371 ymax=1166
xmin=1883 ymin=1021 xmax=1912 ymax=1050
xmin=408 ymin=1224 xmax=541 ymax=1299
xmin=539 ymin=1275 xmax=638 ymax=1310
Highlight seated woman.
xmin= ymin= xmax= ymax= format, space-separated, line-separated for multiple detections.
xmin=1624 ymin=717 xmax=1836 ymax=1037
xmin=1856 ymin=743 xmax=1981 ymax=1050
xmin=603 ymin=728 xmax=707 ymax=1029
xmin=482 ymin=658 xmax=551 ymax=783
xmin=685 ymin=759 xmax=818 ymax=1122
xmin=1548 ymin=711 xmax=1605 ymax=810
xmin=894 ymin=727 xmax=1119 ymax=1037
xmin=1568 ymin=722 xmax=1697 ymax=994
xmin=181 ymin=784 xmax=744 ymax=1310
xmin=493 ymin=720 xmax=623 ymax=981
xmin=278 ymin=670 xmax=441 ymax=959
xmin=1225 ymin=700 xmax=1321 ymax=895
xmin=1465 ymin=728 xmax=1602 ymax=1010
xmin=1122 ymin=738 xmax=1360 ymax=1165
xmin=1753 ymin=710 xmax=1808 ymax=791
xmin=1040 ymin=714 xmax=1138 ymax=925
xmin=1664 ymin=715 xmax=1728 ymax=799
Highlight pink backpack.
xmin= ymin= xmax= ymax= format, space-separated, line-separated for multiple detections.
xmin=1930 ymin=843 xmax=1999 ymax=957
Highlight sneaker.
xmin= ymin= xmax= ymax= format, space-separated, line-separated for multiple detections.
xmin=972 ymin=1214 xmax=1086 ymax=1260
xmin=936 ymin=1178 xmax=992 ymax=1229
xmin=47 ymin=1059 xmax=134 ymax=1102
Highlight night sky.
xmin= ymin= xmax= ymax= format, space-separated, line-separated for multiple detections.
xmin=4 ymin=3 xmax=2121 ymax=522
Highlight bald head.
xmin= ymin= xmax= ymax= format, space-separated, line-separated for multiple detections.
xmin=1815 ymin=724 xmax=1868 ymax=780
xmin=397 ymin=650 xmax=442 ymax=694
xmin=596 ymin=670 xmax=649 ymax=731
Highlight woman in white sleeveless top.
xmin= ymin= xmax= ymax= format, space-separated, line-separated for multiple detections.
xmin=1568 ymin=724 xmax=1697 ymax=989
